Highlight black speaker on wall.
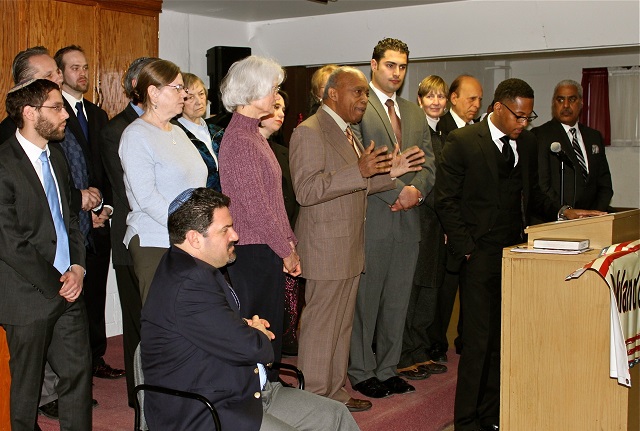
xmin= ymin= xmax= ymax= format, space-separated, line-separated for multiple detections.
xmin=206 ymin=46 xmax=251 ymax=115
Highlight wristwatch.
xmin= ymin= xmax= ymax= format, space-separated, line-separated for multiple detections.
xmin=558 ymin=205 xmax=572 ymax=221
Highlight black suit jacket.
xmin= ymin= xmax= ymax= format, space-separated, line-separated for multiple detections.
xmin=99 ymin=103 xmax=139 ymax=265
xmin=436 ymin=111 xmax=460 ymax=136
xmin=0 ymin=116 xmax=17 ymax=145
xmin=435 ymin=119 xmax=558 ymax=260
xmin=532 ymin=118 xmax=613 ymax=210
xmin=141 ymin=246 xmax=274 ymax=431
xmin=0 ymin=137 xmax=85 ymax=325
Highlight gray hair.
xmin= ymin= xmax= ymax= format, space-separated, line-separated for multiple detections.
xmin=124 ymin=57 xmax=159 ymax=99
xmin=322 ymin=66 xmax=366 ymax=100
xmin=554 ymin=79 xmax=583 ymax=99
xmin=12 ymin=46 xmax=49 ymax=84
xmin=220 ymin=55 xmax=284 ymax=112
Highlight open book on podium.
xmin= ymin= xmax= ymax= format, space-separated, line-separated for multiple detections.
xmin=524 ymin=208 xmax=639 ymax=250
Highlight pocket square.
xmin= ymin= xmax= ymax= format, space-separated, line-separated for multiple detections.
xmin=592 ymin=144 xmax=600 ymax=154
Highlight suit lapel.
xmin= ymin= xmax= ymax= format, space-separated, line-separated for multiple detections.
xmin=317 ymin=109 xmax=358 ymax=164
xmin=368 ymin=86 xmax=396 ymax=145
xmin=552 ymin=119 xmax=581 ymax=170
xmin=477 ymin=120 xmax=499 ymax=184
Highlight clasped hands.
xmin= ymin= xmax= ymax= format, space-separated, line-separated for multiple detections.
xmin=245 ymin=315 xmax=275 ymax=340
xmin=58 ymin=264 xmax=85 ymax=303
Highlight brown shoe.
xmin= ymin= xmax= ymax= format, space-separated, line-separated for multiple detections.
xmin=344 ymin=397 xmax=372 ymax=412
xmin=93 ymin=363 xmax=125 ymax=379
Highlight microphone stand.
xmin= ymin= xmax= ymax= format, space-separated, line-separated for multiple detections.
xmin=560 ymin=160 xmax=565 ymax=206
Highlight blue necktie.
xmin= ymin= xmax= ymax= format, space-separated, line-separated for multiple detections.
xmin=40 ymin=151 xmax=71 ymax=274
xmin=75 ymin=101 xmax=89 ymax=142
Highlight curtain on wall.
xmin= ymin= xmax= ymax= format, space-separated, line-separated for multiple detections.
xmin=608 ymin=66 xmax=640 ymax=147
xmin=581 ymin=67 xmax=611 ymax=145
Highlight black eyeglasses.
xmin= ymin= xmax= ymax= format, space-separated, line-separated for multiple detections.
xmin=30 ymin=104 xmax=65 ymax=112
xmin=165 ymin=84 xmax=188 ymax=94
xmin=501 ymin=103 xmax=537 ymax=124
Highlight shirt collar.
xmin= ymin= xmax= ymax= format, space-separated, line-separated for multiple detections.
xmin=322 ymin=104 xmax=350 ymax=131
xmin=62 ymin=90 xmax=83 ymax=108
xmin=369 ymin=82 xmax=397 ymax=107
xmin=130 ymin=102 xmax=144 ymax=117
xmin=487 ymin=113 xmax=508 ymax=142
xmin=450 ymin=109 xmax=468 ymax=129
xmin=16 ymin=130 xmax=49 ymax=163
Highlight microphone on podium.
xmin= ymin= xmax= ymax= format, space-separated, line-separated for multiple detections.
xmin=550 ymin=142 xmax=573 ymax=167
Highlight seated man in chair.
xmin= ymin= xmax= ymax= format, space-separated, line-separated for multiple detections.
xmin=140 ymin=187 xmax=360 ymax=431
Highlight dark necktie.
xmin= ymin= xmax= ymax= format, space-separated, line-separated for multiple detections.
xmin=570 ymin=128 xmax=588 ymax=182
xmin=500 ymin=135 xmax=514 ymax=167
xmin=40 ymin=151 xmax=71 ymax=274
xmin=60 ymin=129 xmax=91 ymax=244
xmin=385 ymin=99 xmax=402 ymax=146
xmin=75 ymin=101 xmax=89 ymax=142
xmin=345 ymin=126 xmax=360 ymax=158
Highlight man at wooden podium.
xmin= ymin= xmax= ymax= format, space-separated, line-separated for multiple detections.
xmin=435 ymin=78 xmax=604 ymax=431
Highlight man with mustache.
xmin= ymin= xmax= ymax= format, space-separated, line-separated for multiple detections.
xmin=0 ymin=78 xmax=92 ymax=431
xmin=435 ymin=78 xmax=604 ymax=431
xmin=141 ymin=187 xmax=360 ymax=431
xmin=532 ymin=79 xmax=613 ymax=211
xmin=54 ymin=45 xmax=123 ymax=382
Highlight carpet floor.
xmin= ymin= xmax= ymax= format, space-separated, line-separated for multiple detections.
xmin=38 ymin=335 xmax=456 ymax=431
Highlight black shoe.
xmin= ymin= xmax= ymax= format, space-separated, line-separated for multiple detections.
xmin=93 ymin=363 xmax=125 ymax=379
xmin=352 ymin=377 xmax=392 ymax=398
xmin=417 ymin=361 xmax=448 ymax=374
xmin=397 ymin=365 xmax=430 ymax=380
xmin=38 ymin=399 xmax=58 ymax=419
xmin=429 ymin=345 xmax=448 ymax=363
xmin=480 ymin=424 xmax=499 ymax=431
xmin=92 ymin=398 xmax=99 ymax=408
xmin=382 ymin=376 xmax=415 ymax=395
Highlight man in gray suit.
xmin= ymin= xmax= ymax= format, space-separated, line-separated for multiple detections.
xmin=290 ymin=66 xmax=424 ymax=411
xmin=0 ymin=78 xmax=91 ymax=431
xmin=349 ymin=38 xmax=436 ymax=398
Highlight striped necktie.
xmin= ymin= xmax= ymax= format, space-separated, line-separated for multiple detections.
xmin=570 ymin=128 xmax=588 ymax=182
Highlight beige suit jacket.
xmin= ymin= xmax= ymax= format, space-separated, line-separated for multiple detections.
xmin=289 ymin=109 xmax=394 ymax=281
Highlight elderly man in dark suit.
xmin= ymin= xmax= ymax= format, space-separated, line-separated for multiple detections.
xmin=141 ymin=187 xmax=360 ymax=431
xmin=53 ymin=45 xmax=124 ymax=381
xmin=290 ymin=66 xmax=424 ymax=411
xmin=532 ymin=79 xmax=613 ymax=211
xmin=0 ymin=78 xmax=91 ymax=431
xmin=348 ymin=38 xmax=435 ymax=399
xmin=435 ymin=78 xmax=603 ymax=431
xmin=437 ymin=75 xmax=484 ymax=135
xmin=99 ymin=56 xmax=158 ymax=407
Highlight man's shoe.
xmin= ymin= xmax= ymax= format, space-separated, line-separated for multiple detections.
xmin=93 ymin=363 xmax=125 ymax=379
xmin=352 ymin=377 xmax=392 ymax=398
xmin=38 ymin=399 xmax=58 ymax=419
xmin=429 ymin=346 xmax=448 ymax=363
xmin=344 ymin=397 xmax=372 ymax=412
xmin=92 ymin=398 xmax=99 ymax=408
xmin=382 ymin=376 xmax=415 ymax=395
xmin=416 ymin=360 xmax=448 ymax=374
xmin=397 ymin=365 xmax=430 ymax=380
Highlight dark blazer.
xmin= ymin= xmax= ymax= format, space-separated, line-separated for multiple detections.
xmin=0 ymin=116 xmax=17 ymax=145
xmin=414 ymin=127 xmax=446 ymax=288
xmin=435 ymin=119 xmax=558 ymax=261
xmin=352 ymin=88 xmax=436 ymax=244
xmin=436 ymin=111 xmax=460 ymax=136
xmin=141 ymin=246 xmax=274 ymax=431
xmin=531 ymin=118 xmax=613 ymax=211
xmin=0 ymin=137 xmax=85 ymax=325
xmin=173 ymin=119 xmax=223 ymax=192
xmin=269 ymin=141 xmax=299 ymax=228
xmin=99 ymin=103 xmax=139 ymax=265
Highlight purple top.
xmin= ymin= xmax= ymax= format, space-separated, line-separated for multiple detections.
xmin=219 ymin=112 xmax=296 ymax=258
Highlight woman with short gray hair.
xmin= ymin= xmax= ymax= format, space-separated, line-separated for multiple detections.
xmin=218 ymin=56 xmax=300 ymax=380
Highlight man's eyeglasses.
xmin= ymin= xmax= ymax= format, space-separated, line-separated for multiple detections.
xmin=30 ymin=104 xmax=65 ymax=112
xmin=165 ymin=84 xmax=188 ymax=93
xmin=502 ymin=103 xmax=537 ymax=124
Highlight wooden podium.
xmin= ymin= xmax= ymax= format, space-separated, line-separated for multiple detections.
xmin=501 ymin=210 xmax=639 ymax=430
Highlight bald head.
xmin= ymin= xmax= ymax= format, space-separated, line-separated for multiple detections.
xmin=323 ymin=67 xmax=369 ymax=124
xmin=449 ymin=75 xmax=483 ymax=123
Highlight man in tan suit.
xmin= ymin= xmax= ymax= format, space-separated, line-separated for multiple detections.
xmin=289 ymin=66 xmax=424 ymax=412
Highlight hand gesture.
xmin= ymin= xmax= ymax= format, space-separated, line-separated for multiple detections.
xmin=390 ymin=144 xmax=425 ymax=178
xmin=358 ymin=141 xmax=392 ymax=178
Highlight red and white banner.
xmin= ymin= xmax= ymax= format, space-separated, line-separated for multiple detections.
xmin=566 ymin=239 xmax=640 ymax=387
